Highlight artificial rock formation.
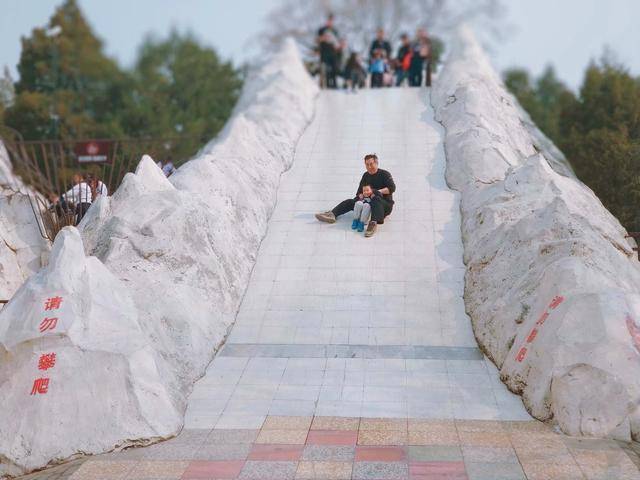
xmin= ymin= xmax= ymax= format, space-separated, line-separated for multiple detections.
xmin=432 ymin=25 xmax=640 ymax=440
xmin=0 ymin=39 xmax=317 ymax=477
xmin=0 ymin=141 xmax=49 ymax=301
xmin=0 ymin=228 xmax=176 ymax=477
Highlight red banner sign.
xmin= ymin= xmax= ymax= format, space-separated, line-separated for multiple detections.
xmin=74 ymin=141 xmax=112 ymax=164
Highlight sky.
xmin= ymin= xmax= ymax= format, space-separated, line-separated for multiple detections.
xmin=1 ymin=0 xmax=639 ymax=91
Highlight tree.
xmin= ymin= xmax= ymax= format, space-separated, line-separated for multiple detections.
xmin=504 ymin=66 xmax=576 ymax=144
xmin=504 ymin=68 xmax=543 ymax=122
xmin=124 ymin=31 xmax=242 ymax=161
xmin=506 ymin=55 xmax=640 ymax=232
xmin=559 ymin=59 xmax=640 ymax=230
xmin=4 ymin=0 xmax=131 ymax=141
xmin=3 ymin=1 xmax=242 ymax=162
xmin=1 ymin=0 xmax=243 ymax=198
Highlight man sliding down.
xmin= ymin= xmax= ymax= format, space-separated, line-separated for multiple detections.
xmin=315 ymin=153 xmax=396 ymax=237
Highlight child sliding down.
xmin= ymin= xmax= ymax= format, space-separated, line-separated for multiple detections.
xmin=352 ymin=184 xmax=375 ymax=232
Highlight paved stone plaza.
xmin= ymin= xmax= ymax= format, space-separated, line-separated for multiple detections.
xmin=18 ymin=90 xmax=640 ymax=479
xmin=20 ymin=416 xmax=640 ymax=480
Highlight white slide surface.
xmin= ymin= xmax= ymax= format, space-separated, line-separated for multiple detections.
xmin=184 ymin=88 xmax=531 ymax=429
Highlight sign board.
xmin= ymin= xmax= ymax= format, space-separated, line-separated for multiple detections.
xmin=74 ymin=141 xmax=112 ymax=164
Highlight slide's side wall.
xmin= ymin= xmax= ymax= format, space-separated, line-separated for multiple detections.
xmin=0 ymin=39 xmax=318 ymax=477
xmin=0 ymin=141 xmax=49 ymax=301
xmin=433 ymin=26 xmax=640 ymax=440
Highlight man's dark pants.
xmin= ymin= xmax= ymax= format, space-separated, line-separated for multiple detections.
xmin=409 ymin=61 xmax=431 ymax=87
xmin=321 ymin=60 xmax=337 ymax=89
xmin=332 ymin=197 xmax=393 ymax=224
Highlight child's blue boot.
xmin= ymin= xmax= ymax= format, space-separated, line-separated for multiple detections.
xmin=357 ymin=221 xmax=365 ymax=232
xmin=351 ymin=219 xmax=359 ymax=230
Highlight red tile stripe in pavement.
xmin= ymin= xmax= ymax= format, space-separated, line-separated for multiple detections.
xmin=181 ymin=460 xmax=245 ymax=479
xmin=248 ymin=444 xmax=304 ymax=461
xmin=410 ymin=474 xmax=468 ymax=480
xmin=179 ymin=448 xmax=469 ymax=479
xmin=355 ymin=446 xmax=406 ymax=461
xmin=305 ymin=429 xmax=359 ymax=445
xmin=410 ymin=461 xmax=467 ymax=476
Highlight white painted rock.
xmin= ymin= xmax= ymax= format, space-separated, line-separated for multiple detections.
xmin=551 ymin=364 xmax=632 ymax=439
xmin=0 ymin=140 xmax=15 ymax=186
xmin=0 ymin=140 xmax=50 ymax=302
xmin=434 ymin=25 xmax=640 ymax=440
xmin=0 ymin=38 xmax=317 ymax=477
xmin=0 ymin=228 xmax=177 ymax=477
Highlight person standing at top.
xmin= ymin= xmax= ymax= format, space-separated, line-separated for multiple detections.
xmin=369 ymin=28 xmax=392 ymax=61
xmin=344 ymin=52 xmax=366 ymax=92
xmin=409 ymin=28 xmax=432 ymax=87
xmin=317 ymin=13 xmax=342 ymax=89
xmin=369 ymin=50 xmax=387 ymax=88
xmin=315 ymin=154 xmax=396 ymax=238
xmin=55 ymin=172 xmax=92 ymax=225
xmin=395 ymin=33 xmax=412 ymax=86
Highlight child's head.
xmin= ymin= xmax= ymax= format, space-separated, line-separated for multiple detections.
xmin=362 ymin=185 xmax=373 ymax=197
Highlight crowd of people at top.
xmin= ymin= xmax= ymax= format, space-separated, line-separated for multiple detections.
xmin=316 ymin=13 xmax=434 ymax=91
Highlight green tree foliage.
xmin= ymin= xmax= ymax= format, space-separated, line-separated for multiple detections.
xmin=2 ymin=0 xmax=241 ymax=164
xmin=429 ymin=36 xmax=444 ymax=73
xmin=505 ymin=59 xmax=640 ymax=231
xmin=560 ymin=60 xmax=640 ymax=230
xmin=124 ymin=31 xmax=242 ymax=161
xmin=0 ymin=0 xmax=242 ymax=197
xmin=504 ymin=66 xmax=576 ymax=143
xmin=5 ymin=0 xmax=130 ymax=140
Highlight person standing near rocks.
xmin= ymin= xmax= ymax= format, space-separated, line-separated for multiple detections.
xmin=395 ymin=33 xmax=412 ymax=86
xmin=57 ymin=172 xmax=92 ymax=225
xmin=315 ymin=154 xmax=396 ymax=237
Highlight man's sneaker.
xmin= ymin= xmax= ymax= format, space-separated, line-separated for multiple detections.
xmin=357 ymin=221 xmax=365 ymax=232
xmin=364 ymin=221 xmax=377 ymax=237
xmin=315 ymin=211 xmax=336 ymax=224
xmin=351 ymin=219 xmax=359 ymax=229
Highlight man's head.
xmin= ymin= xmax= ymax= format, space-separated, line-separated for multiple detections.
xmin=72 ymin=173 xmax=82 ymax=184
xmin=376 ymin=28 xmax=385 ymax=40
xmin=400 ymin=33 xmax=409 ymax=45
xmin=362 ymin=185 xmax=373 ymax=197
xmin=326 ymin=13 xmax=334 ymax=27
xmin=364 ymin=154 xmax=379 ymax=174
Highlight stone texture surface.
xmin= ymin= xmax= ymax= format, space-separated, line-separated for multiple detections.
xmin=15 ymin=416 xmax=640 ymax=479
xmin=0 ymin=40 xmax=317 ymax=478
xmin=0 ymin=228 xmax=176 ymax=477
xmin=432 ymin=24 xmax=640 ymax=440
xmin=0 ymin=140 xmax=49 ymax=301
